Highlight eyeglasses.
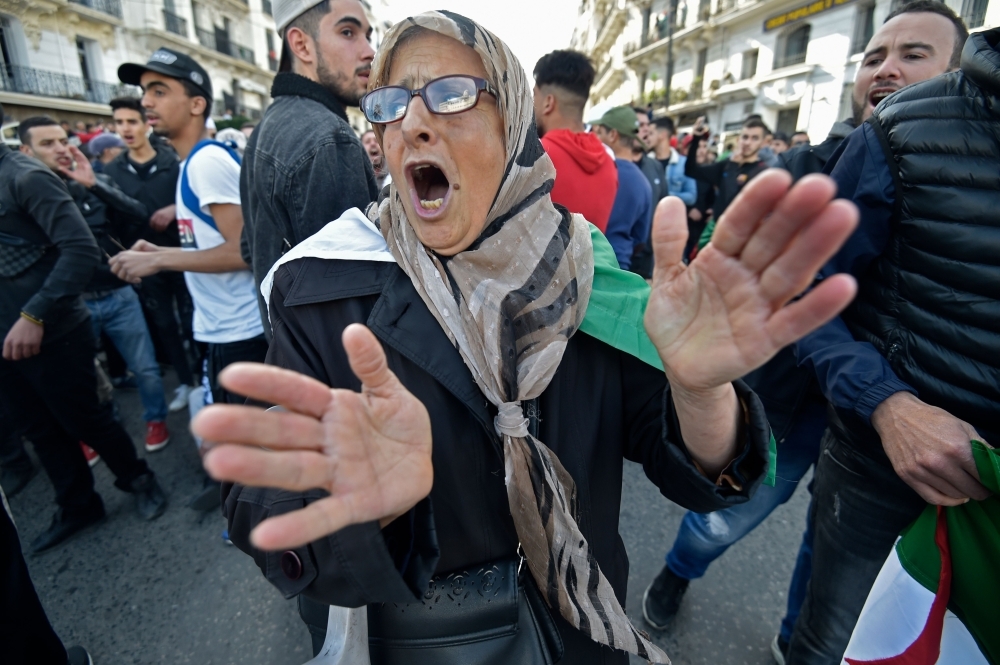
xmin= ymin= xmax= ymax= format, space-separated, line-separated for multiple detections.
xmin=360 ymin=75 xmax=498 ymax=125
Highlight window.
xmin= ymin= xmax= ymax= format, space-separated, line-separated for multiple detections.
xmin=693 ymin=46 xmax=707 ymax=95
xmin=76 ymin=37 xmax=94 ymax=86
xmin=961 ymin=0 xmax=988 ymax=28
xmin=266 ymin=29 xmax=278 ymax=72
xmin=776 ymin=24 xmax=810 ymax=69
xmin=0 ymin=16 xmax=19 ymax=79
xmin=776 ymin=107 xmax=800 ymax=135
xmin=740 ymin=49 xmax=758 ymax=80
xmin=852 ymin=4 xmax=875 ymax=54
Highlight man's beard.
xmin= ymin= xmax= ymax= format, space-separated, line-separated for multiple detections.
xmin=851 ymin=95 xmax=867 ymax=126
xmin=316 ymin=54 xmax=365 ymax=106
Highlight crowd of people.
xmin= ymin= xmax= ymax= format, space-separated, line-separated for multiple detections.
xmin=1 ymin=0 xmax=996 ymax=664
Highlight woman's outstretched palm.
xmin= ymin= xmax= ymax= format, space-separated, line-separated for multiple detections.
xmin=195 ymin=324 xmax=433 ymax=551
xmin=645 ymin=171 xmax=858 ymax=393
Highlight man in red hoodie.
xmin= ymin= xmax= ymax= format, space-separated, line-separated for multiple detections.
xmin=532 ymin=50 xmax=617 ymax=232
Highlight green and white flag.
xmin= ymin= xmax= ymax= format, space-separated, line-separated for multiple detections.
xmin=842 ymin=440 xmax=999 ymax=665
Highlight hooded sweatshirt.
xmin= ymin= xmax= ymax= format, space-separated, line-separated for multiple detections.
xmin=541 ymin=129 xmax=618 ymax=232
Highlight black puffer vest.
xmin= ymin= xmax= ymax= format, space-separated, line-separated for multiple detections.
xmin=843 ymin=29 xmax=1000 ymax=435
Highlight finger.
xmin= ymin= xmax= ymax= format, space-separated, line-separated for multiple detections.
xmin=250 ymin=496 xmax=361 ymax=551
xmin=217 ymin=363 xmax=334 ymax=419
xmin=711 ymin=170 xmax=793 ymax=257
xmin=739 ymin=175 xmax=838 ymax=274
xmin=908 ymin=479 xmax=970 ymax=507
xmin=938 ymin=455 xmax=992 ymax=501
xmin=649 ymin=197 xmax=689 ymax=283
xmin=342 ymin=324 xmax=400 ymax=396
xmin=764 ymin=274 xmax=857 ymax=349
xmin=758 ymin=199 xmax=859 ymax=306
xmin=191 ymin=404 xmax=326 ymax=451
xmin=203 ymin=445 xmax=332 ymax=492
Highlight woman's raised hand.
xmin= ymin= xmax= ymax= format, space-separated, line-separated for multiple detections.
xmin=645 ymin=170 xmax=858 ymax=394
xmin=194 ymin=324 xmax=433 ymax=551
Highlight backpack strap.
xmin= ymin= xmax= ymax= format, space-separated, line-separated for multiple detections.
xmin=179 ymin=139 xmax=242 ymax=232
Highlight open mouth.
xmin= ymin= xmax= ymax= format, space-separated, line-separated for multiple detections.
xmin=407 ymin=162 xmax=452 ymax=215
xmin=869 ymin=87 xmax=897 ymax=107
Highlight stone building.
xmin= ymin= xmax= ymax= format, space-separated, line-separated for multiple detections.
xmin=571 ymin=0 xmax=997 ymax=143
xmin=0 ymin=0 xmax=390 ymax=130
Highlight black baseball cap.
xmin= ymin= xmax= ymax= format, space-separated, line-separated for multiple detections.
xmin=118 ymin=48 xmax=213 ymax=102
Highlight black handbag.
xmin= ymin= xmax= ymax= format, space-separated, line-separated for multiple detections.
xmin=367 ymin=555 xmax=564 ymax=665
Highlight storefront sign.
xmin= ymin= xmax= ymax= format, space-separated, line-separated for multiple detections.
xmin=764 ymin=0 xmax=855 ymax=32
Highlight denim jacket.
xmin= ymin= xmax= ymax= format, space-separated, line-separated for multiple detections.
xmin=664 ymin=149 xmax=697 ymax=207
xmin=240 ymin=73 xmax=379 ymax=331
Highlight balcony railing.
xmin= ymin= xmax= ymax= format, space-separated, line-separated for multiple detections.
xmin=163 ymin=10 xmax=188 ymax=37
xmin=262 ymin=0 xmax=273 ymax=15
xmin=0 ymin=65 xmax=137 ymax=105
xmin=69 ymin=0 xmax=123 ymax=19
xmin=196 ymin=27 xmax=256 ymax=65
xmin=774 ymin=49 xmax=807 ymax=70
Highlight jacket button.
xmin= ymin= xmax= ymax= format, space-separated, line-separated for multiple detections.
xmin=280 ymin=551 xmax=303 ymax=581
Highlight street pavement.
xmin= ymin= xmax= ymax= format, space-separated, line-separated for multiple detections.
xmin=9 ymin=369 xmax=811 ymax=665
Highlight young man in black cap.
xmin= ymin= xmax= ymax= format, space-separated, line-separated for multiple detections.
xmin=241 ymin=0 xmax=379 ymax=334
xmin=103 ymin=97 xmax=197 ymax=413
xmin=0 ymin=103 xmax=168 ymax=554
xmin=111 ymin=49 xmax=266 ymax=407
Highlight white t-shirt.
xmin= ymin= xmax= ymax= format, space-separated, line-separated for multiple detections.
xmin=176 ymin=144 xmax=264 ymax=344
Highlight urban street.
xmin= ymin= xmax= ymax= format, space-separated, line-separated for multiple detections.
xmin=10 ymin=369 xmax=811 ymax=665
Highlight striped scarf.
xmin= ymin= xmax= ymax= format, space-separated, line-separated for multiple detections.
xmin=369 ymin=11 xmax=669 ymax=663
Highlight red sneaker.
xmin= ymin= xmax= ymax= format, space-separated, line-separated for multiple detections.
xmin=145 ymin=421 xmax=170 ymax=452
xmin=80 ymin=443 xmax=101 ymax=467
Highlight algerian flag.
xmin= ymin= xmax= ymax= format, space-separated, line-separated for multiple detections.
xmin=842 ymin=440 xmax=999 ymax=665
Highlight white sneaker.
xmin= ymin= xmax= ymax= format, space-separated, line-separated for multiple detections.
xmin=168 ymin=385 xmax=194 ymax=412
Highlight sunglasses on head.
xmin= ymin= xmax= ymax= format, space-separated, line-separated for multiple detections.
xmin=361 ymin=75 xmax=498 ymax=125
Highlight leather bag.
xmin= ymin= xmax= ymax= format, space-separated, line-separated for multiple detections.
xmin=367 ymin=556 xmax=564 ymax=665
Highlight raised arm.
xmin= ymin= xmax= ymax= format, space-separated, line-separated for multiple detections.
xmin=643 ymin=171 xmax=858 ymax=477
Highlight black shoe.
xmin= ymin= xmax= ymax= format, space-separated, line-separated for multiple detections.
xmin=642 ymin=565 xmax=689 ymax=630
xmin=30 ymin=504 xmax=105 ymax=554
xmin=0 ymin=461 xmax=37 ymax=497
xmin=771 ymin=634 xmax=789 ymax=665
xmin=129 ymin=472 xmax=167 ymax=520
xmin=66 ymin=646 xmax=93 ymax=665
xmin=187 ymin=478 xmax=222 ymax=512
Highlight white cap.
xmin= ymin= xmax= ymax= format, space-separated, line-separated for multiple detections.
xmin=274 ymin=0 xmax=324 ymax=34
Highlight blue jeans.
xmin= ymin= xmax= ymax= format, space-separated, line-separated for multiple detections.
xmin=665 ymin=400 xmax=827 ymax=639
xmin=86 ymin=286 xmax=167 ymax=423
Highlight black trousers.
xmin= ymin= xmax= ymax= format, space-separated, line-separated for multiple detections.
xmin=0 ymin=400 xmax=30 ymax=470
xmin=206 ymin=335 xmax=269 ymax=405
xmin=135 ymin=273 xmax=196 ymax=386
xmin=0 ymin=321 xmax=149 ymax=518
xmin=0 ymin=503 xmax=67 ymax=664
xmin=786 ymin=430 xmax=925 ymax=665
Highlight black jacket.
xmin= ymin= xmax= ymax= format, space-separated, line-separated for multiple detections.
xmin=779 ymin=120 xmax=855 ymax=182
xmin=684 ymin=134 xmax=767 ymax=218
xmin=842 ymin=29 xmax=1000 ymax=441
xmin=0 ymin=144 xmax=99 ymax=342
xmin=240 ymin=73 xmax=379 ymax=334
xmin=64 ymin=175 xmax=147 ymax=293
xmin=102 ymin=146 xmax=181 ymax=247
xmin=224 ymin=257 xmax=772 ymax=663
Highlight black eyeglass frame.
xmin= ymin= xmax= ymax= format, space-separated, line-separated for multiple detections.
xmin=360 ymin=74 xmax=499 ymax=125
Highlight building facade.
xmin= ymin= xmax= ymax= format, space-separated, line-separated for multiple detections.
xmin=572 ymin=0 xmax=997 ymax=143
xmin=0 ymin=0 xmax=390 ymax=129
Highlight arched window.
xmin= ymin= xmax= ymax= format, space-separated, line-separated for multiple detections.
xmin=776 ymin=24 xmax=810 ymax=69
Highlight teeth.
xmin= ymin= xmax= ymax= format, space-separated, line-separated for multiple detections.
xmin=419 ymin=198 xmax=444 ymax=209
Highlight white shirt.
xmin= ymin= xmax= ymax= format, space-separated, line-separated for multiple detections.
xmin=176 ymin=144 xmax=264 ymax=344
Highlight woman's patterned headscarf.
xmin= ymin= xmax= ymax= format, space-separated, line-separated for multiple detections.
xmin=369 ymin=11 xmax=669 ymax=663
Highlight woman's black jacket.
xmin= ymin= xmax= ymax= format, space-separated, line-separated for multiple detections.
xmin=224 ymin=256 xmax=772 ymax=663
